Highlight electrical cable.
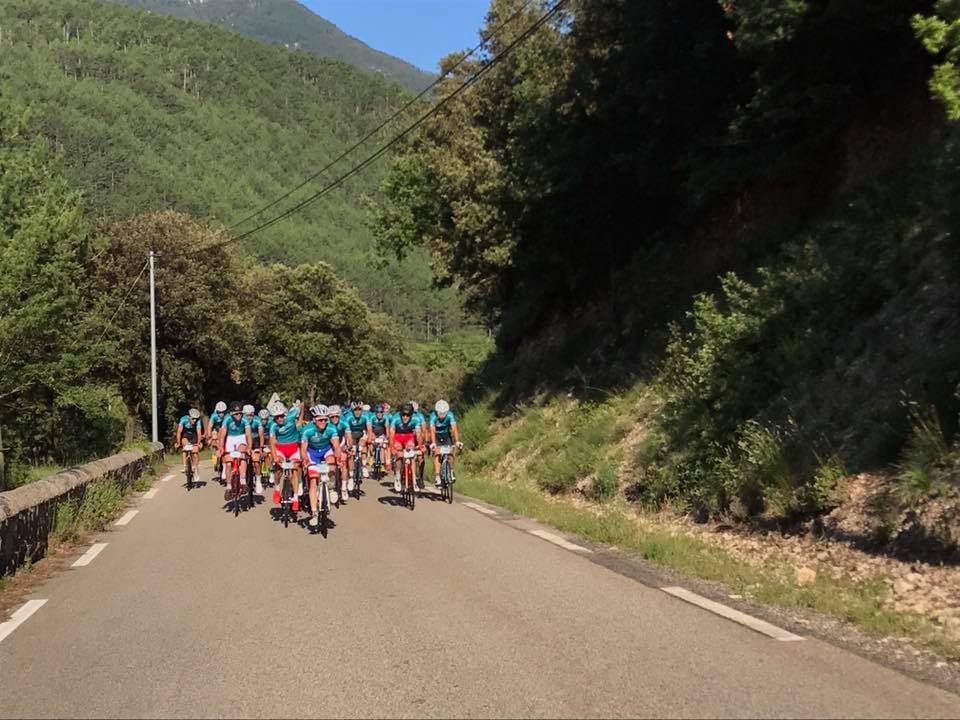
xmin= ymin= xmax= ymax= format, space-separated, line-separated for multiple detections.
xmin=189 ymin=0 xmax=566 ymax=255
xmin=96 ymin=258 xmax=150 ymax=342
xmin=227 ymin=0 xmax=539 ymax=233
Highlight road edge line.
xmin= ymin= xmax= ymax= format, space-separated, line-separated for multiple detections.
xmin=661 ymin=586 xmax=803 ymax=642
xmin=71 ymin=543 xmax=108 ymax=568
xmin=114 ymin=510 xmax=139 ymax=526
xmin=529 ymin=528 xmax=593 ymax=554
xmin=0 ymin=599 xmax=48 ymax=644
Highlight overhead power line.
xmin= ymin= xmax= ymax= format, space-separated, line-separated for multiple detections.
xmin=228 ymin=0 xmax=539 ymax=233
xmin=96 ymin=259 xmax=150 ymax=342
xmin=190 ymin=0 xmax=567 ymax=256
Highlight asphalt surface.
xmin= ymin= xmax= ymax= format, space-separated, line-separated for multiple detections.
xmin=2 ymin=462 xmax=960 ymax=718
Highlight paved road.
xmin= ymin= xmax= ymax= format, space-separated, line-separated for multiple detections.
xmin=1 ymin=462 xmax=959 ymax=718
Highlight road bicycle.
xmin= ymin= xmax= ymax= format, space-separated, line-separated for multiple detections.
xmin=350 ymin=442 xmax=363 ymax=500
xmin=183 ymin=442 xmax=196 ymax=491
xmin=437 ymin=444 xmax=456 ymax=504
xmin=372 ymin=436 xmax=387 ymax=481
xmin=400 ymin=447 xmax=418 ymax=511
xmin=279 ymin=458 xmax=297 ymax=528
xmin=308 ymin=461 xmax=332 ymax=538
xmin=227 ymin=450 xmax=251 ymax=517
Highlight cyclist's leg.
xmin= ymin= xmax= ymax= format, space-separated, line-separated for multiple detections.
xmin=191 ymin=446 xmax=201 ymax=475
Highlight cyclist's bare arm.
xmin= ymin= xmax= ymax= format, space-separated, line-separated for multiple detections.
xmin=332 ymin=436 xmax=343 ymax=463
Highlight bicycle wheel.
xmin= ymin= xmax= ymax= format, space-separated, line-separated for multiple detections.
xmin=353 ymin=460 xmax=361 ymax=500
xmin=246 ymin=472 xmax=254 ymax=511
xmin=282 ymin=472 xmax=291 ymax=528
xmin=232 ymin=471 xmax=241 ymax=517
xmin=186 ymin=459 xmax=193 ymax=491
xmin=407 ymin=464 xmax=415 ymax=511
xmin=320 ymin=483 xmax=328 ymax=538
xmin=441 ymin=461 xmax=450 ymax=503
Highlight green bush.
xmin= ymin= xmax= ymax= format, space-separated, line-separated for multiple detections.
xmin=897 ymin=403 xmax=950 ymax=503
xmin=587 ymin=458 xmax=619 ymax=501
xmin=76 ymin=480 xmax=124 ymax=531
xmin=459 ymin=397 xmax=495 ymax=450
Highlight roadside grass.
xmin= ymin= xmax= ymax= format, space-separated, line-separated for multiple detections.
xmin=456 ymin=387 xmax=959 ymax=659
xmin=51 ymin=456 xmax=162 ymax=544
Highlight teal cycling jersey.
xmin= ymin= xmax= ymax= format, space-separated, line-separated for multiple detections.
xmin=369 ymin=413 xmax=389 ymax=436
xmin=222 ymin=415 xmax=248 ymax=437
xmin=391 ymin=416 xmax=421 ymax=435
xmin=346 ymin=412 xmax=369 ymax=439
xmin=208 ymin=411 xmax=223 ymax=430
xmin=413 ymin=411 xmax=427 ymax=428
xmin=429 ymin=410 xmax=458 ymax=441
xmin=331 ymin=418 xmax=348 ymax=440
xmin=301 ymin=423 xmax=337 ymax=450
xmin=270 ymin=412 xmax=300 ymax=443
xmin=179 ymin=416 xmax=201 ymax=438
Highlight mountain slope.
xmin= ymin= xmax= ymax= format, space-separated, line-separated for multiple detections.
xmin=0 ymin=0 xmax=461 ymax=333
xmin=111 ymin=0 xmax=434 ymax=92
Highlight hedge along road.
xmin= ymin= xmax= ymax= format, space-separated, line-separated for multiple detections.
xmin=1 ymin=461 xmax=958 ymax=719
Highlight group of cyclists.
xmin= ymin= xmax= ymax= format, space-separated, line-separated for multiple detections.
xmin=174 ymin=398 xmax=462 ymax=528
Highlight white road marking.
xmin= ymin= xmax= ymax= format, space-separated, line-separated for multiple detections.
xmin=71 ymin=543 xmax=108 ymax=568
xmin=661 ymin=586 xmax=803 ymax=642
xmin=143 ymin=487 xmax=159 ymax=499
xmin=160 ymin=473 xmax=176 ymax=483
xmin=463 ymin=501 xmax=497 ymax=516
xmin=529 ymin=529 xmax=593 ymax=554
xmin=0 ymin=600 xmax=47 ymax=644
xmin=114 ymin=510 xmax=139 ymax=526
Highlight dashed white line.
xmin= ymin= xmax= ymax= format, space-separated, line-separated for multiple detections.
xmin=661 ymin=586 xmax=803 ymax=642
xmin=71 ymin=543 xmax=108 ymax=568
xmin=114 ymin=510 xmax=139 ymax=526
xmin=529 ymin=529 xmax=593 ymax=554
xmin=463 ymin=501 xmax=497 ymax=516
xmin=143 ymin=487 xmax=159 ymax=499
xmin=160 ymin=473 xmax=176 ymax=483
xmin=0 ymin=599 xmax=47 ymax=644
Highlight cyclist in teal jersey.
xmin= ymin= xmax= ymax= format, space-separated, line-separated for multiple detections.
xmin=389 ymin=402 xmax=423 ymax=493
xmin=208 ymin=400 xmax=227 ymax=472
xmin=429 ymin=400 xmax=463 ymax=486
xmin=344 ymin=400 xmax=372 ymax=493
xmin=300 ymin=405 xmax=342 ymax=526
xmin=175 ymin=408 xmax=204 ymax=477
xmin=242 ymin=404 xmax=265 ymax=495
xmin=369 ymin=403 xmax=391 ymax=473
xmin=327 ymin=405 xmax=350 ymax=501
xmin=219 ymin=401 xmax=253 ymax=499
xmin=270 ymin=400 xmax=304 ymax=509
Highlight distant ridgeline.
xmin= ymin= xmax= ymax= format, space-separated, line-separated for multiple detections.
xmin=0 ymin=0 xmax=463 ymax=335
xmin=109 ymin=0 xmax=435 ymax=92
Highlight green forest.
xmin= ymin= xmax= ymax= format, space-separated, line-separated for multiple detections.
xmin=373 ymin=0 xmax=960 ymax=520
xmin=109 ymin=0 xmax=434 ymax=92
xmin=4 ymin=0 xmax=960 ymax=526
xmin=0 ymin=0 xmax=464 ymax=336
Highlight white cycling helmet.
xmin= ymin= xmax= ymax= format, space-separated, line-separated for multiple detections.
xmin=242 ymin=404 xmax=255 ymax=415
xmin=328 ymin=404 xmax=342 ymax=417
xmin=188 ymin=408 xmax=201 ymax=419
xmin=435 ymin=400 xmax=450 ymax=416
xmin=362 ymin=403 xmax=371 ymax=412
xmin=269 ymin=401 xmax=287 ymax=417
xmin=258 ymin=408 xmax=269 ymax=420
xmin=312 ymin=404 xmax=329 ymax=419
xmin=410 ymin=401 xmax=419 ymax=412
xmin=215 ymin=401 xmax=227 ymax=413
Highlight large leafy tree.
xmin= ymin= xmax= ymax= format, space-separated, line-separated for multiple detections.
xmin=0 ymin=102 xmax=121 ymax=478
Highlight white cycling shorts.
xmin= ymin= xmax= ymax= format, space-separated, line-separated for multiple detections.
xmin=224 ymin=434 xmax=247 ymax=454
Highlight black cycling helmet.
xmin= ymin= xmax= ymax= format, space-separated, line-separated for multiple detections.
xmin=374 ymin=403 xmax=385 ymax=413
xmin=399 ymin=402 xmax=414 ymax=416
xmin=228 ymin=401 xmax=242 ymax=413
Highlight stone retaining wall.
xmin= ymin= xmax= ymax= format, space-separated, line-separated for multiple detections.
xmin=0 ymin=443 xmax=164 ymax=575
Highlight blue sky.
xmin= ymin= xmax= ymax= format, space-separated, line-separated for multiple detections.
xmin=303 ymin=0 xmax=491 ymax=72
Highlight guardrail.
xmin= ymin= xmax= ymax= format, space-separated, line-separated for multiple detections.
xmin=0 ymin=442 xmax=164 ymax=575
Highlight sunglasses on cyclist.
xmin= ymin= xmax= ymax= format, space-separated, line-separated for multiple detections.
xmin=315 ymin=417 xmax=328 ymax=422
xmin=400 ymin=412 xmax=411 ymax=417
